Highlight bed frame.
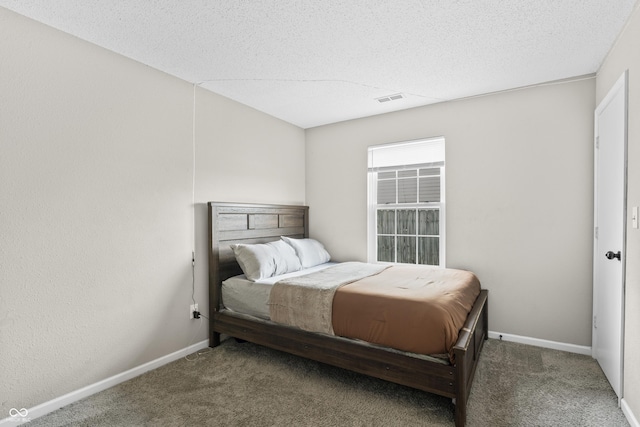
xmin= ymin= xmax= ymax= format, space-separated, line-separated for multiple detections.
xmin=208 ymin=202 xmax=488 ymax=426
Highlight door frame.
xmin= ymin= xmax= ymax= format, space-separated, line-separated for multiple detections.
xmin=592 ymin=70 xmax=628 ymax=399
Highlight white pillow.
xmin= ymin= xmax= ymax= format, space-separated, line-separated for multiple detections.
xmin=268 ymin=240 xmax=303 ymax=274
xmin=281 ymin=237 xmax=331 ymax=268
xmin=231 ymin=240 xmax=302 ymax=281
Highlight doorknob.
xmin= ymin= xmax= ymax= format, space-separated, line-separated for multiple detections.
xmin=605 ymin=251 xmax=621 ymax=261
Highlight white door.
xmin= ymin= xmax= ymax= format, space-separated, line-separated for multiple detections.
xmin=593 ymin=71 xmax=627 ymax=399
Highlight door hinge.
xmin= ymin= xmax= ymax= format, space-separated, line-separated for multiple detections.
xmin=594 ymin=315 xmax=597 ymax=329
xmin=595 ymin=226 xmax=598 ymax=239
xmin=596 ymin=136 xmax=599 ymax=149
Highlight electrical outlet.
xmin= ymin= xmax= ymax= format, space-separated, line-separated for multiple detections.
xmin=189 ymin=303 xmax=198 ymax=319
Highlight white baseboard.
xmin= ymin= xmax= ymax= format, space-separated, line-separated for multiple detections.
xmin=0 ymin=339 xmax=210 ymax=426
xmin=488 ymin=331 xmax=592 ymax=356
xmin=623 ymin=399 xmax=640 ymax=427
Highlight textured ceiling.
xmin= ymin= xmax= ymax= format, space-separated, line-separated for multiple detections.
xmin=1 ymin=1 xmax=637 ymax=128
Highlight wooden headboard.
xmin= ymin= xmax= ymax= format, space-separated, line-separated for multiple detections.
xmin=207 ymin=202 xmax=309 ymax=317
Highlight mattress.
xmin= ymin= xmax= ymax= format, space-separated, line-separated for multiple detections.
xmin=221 ymin=262 xmax=337 ymax=319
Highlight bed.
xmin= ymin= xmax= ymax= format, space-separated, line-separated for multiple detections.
xmin=208 ymin=202 xmax=488 ymax=426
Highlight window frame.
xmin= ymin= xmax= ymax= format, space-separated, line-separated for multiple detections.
xmin=367 ymin=138 xmax=446 ymax=267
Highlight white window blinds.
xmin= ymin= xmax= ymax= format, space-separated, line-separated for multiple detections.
xmin=368 ymin=138 xmax=445 ymax=170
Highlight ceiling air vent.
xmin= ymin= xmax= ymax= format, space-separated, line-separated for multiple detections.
xmin=376 ymin=93 xmax=405 ymax=103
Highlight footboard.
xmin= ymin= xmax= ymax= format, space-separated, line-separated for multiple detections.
xmin=453 ymin=289 xmax=489 ymax=426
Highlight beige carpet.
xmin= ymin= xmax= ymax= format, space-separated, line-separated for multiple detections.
xmin=27 ymin=338 xmax=628 ymax=426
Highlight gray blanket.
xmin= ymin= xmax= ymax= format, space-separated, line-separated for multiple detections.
xmin=268 ymin=262 xmax=389 ymax=334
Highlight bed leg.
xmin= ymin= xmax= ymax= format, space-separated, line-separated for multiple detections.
xmin=454 ymin=400 xmax=467 ymax=427
xmin=454 ymin=348 xmax=468 ymax=427
xmin=211 ymin=331 xmax=221 ymax=347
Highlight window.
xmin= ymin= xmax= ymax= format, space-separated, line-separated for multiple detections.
xmin=367 ymin=138 xmax=445 ymax=266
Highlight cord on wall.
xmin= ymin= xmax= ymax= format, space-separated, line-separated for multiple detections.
xmin=189 ymin=83 xmax=210 ymax=329
xmin=191 ymin=83 xmax=197 ymax=256
xmin=190 ymin=84 xmax=198 ymax=319
xmin=191 ymin=250 xmax=196 ymax=304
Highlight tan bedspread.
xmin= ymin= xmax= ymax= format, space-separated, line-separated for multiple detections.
xmin=332 ymin=264 xmax=480 ymax=363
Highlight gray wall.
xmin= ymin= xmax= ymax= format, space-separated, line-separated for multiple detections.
xmin=0 ymin=8 xmax=305 ymax=413
xmin=596 ymin=1 xmax=640 ymax=418
xmin=3 ymin=0 xmax=639 ymax=420
xmin=306 ymin=78 xmax=595 ymax=346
